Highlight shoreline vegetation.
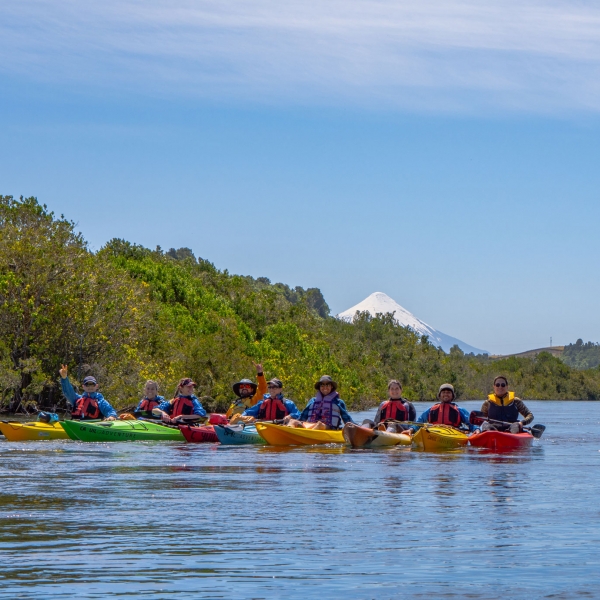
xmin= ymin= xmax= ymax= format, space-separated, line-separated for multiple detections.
xmin=2 ymin=195 xmax=600 ymax=414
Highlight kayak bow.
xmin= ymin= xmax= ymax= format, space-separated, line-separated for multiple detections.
xmin=342 ymin=423 xmax=411 ymax=448
xmin=411 ymin=424 xmax=469 ymax=451
xmin=469 ymin=430 xmax=534 ymax=451
xmin=255 ymin=422 xmax=344 ymax=446
xmin=61 ymin=419 xmax=185 ymax=442
xmin=0 ymin=421 xmax=69 ymax=441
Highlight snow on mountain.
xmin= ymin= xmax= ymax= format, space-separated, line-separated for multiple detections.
xmin=337 ymin=292 xmax=488 ymax=355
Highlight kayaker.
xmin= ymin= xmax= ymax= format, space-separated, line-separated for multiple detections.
xmin=226 ymin=362 xmax=268 ymax=419
xmin=59 ymin=364 xmax=117 ymax=421
xmin=240 ymin=378 xmax=301 ymax=422
xmin=373 ymin=380 xmax=416 ymax=430
xmin=480 ymin=376 xmax=533 ymax=433
xmin=134 ymin=380 xmax=165 ymax=418
xmin=408 ymin=383 xmax=475 ymax=433
xmin=286 ymin=375 xmax=354 ymax=430
xmin=153 ymin=378 xmax=207 ymax=424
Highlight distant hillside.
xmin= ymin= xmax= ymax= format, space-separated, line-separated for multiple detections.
xmin=561 ymin=340 xmax=600 ymax=369
xmin=492 ymin=346 xmax=565 ymax=360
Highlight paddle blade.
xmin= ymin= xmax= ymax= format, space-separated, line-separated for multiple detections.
xmin=530 ymin=424 xmax=546 ymax=439
xmin=469 ymin=411 xmax=486 ymax=426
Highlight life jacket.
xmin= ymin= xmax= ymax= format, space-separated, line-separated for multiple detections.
xmin=379 ymin=399 xmax=409 ymax=423
xmin=138 ymin=397 xmax=161 ymax=411
xmin=306 ymin=394 xmax=343 ymax=429
xmin=169 ymin=395 xmax=196 ymax=417
xmin=72 ymin=395 xmax=101 ymax=420
xmin=428 ymin=402 xmax=461 ymax=428
xmin=487 ymin=392 xmax=519 ymax=423
xmin=257 ymin=396 xmax=288 ymax=421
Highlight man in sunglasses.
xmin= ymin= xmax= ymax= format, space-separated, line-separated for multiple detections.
xmin=241 ymin=378 xmax=300 ymax=422
xmin=226 ymin=362 xmax=268 ymax=420
xmin=59 ymin=364 xmax=117 ymax=421
xmin=480 ymin=376 xmax=533 ymax=433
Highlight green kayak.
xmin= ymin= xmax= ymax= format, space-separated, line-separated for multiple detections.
xmin=61 ymin=419 xmax=185 ymax=442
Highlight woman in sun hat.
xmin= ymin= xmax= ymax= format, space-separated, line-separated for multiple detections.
xmin=286 ymin=375 xmax=354 ymax=430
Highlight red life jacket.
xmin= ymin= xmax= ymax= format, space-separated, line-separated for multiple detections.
xmin=169 ymin=396 xmax=195 ymax=417
xmin=379 ymin=399 xmax=409 ymax=422
xmin=138 ymin=397 xmax=160 ymax=411
xmin=428 ymin=402 xmax=461 ymax=427
xmin=257 ymin=397 xmax=288 ymax=421
xmin=72 ymin=395 xmax=101 ymax=420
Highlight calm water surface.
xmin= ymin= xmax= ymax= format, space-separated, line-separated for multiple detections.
xmin=1 ymin=401 xmax=599 ymax=599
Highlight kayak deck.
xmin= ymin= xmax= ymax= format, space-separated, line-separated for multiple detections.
xmin=343 ymin=423 xmax=411 ymax=448
xmin=179 ymin=424 xmax=219 ymax=443
xmin=214 ymin=424 xmax=266 ymax=445
xmin=61 ymin=420 xmax=185 ymax=442
xmin=255 ymin=422 xmax=344 ymax=446
xmin=469 ymin=430 xmax=534 ymax=451
xmin=412 ymin=424 xmax=469 ymax=451
xmin=0 ymin=421 xmax=69 ymax=441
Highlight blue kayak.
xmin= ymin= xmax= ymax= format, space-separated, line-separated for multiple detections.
xmin=214 ymin=423 xmax=266 ymax=445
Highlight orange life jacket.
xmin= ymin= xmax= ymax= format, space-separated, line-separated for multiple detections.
xmin=257 ymin=397 xmax=288 ymax=421
xmin=379 ymin=399 xmax=409 ymax=422
xmin=72 ymin=395 xmax=101 ymax=420
xmin=428 ymin=402 xmax=461 ymax=428
xmin=169 ymin=396 xmax=195 ymax=417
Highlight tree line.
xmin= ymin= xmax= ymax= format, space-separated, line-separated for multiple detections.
xmin=2 ymin=195 xmax=600 ymax=414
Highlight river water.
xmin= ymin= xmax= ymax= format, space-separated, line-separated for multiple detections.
xmin=0 ymin=400 xmax=598 ymax=599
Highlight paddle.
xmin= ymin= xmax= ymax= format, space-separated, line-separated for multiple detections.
xmin=469 ymin=411 xmax=546 ymax=439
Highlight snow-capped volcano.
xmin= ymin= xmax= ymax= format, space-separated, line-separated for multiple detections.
xmin=337 ymin=292 xmax=488 ymax=355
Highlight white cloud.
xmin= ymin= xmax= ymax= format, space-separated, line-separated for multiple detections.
xmin=2 ymin=0 xmax=600 ymax=111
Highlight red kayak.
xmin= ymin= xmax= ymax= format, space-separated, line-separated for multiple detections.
xmin=469 ymin=430 xmax=534 ymax=451
xmin=179 ymin=424 xmax=219 ymax=443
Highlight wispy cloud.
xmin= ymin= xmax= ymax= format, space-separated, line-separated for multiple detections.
xmin=2 ymin=0 xmax=600 ymax=112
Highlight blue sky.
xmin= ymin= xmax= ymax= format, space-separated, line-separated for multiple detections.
xmin=2 ymin=0 xmax=600 ymax=354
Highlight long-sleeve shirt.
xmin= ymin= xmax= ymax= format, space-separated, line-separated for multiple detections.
xmin=480 ymin=397 xmax=533 ymax=426
xmin=226 ymin=373 xmax=268 ymax=418
xmin=242 ymin=395 xmax=301 ymax=419
xmin=412 ymin=404 xmax=477 ymax=432
xmin=60 ymin=377 xmax=117 ymax=418
xmin=157 ymin=396 xmax=206 ymax=417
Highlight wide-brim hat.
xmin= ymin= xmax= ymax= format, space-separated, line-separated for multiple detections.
xmin=437 ymin=383 xmax=455 ymax=399
xmin=314 ymin=375 xmax=337 ymax=391
xmin=233 ymin=378 xmax=258 ymax=397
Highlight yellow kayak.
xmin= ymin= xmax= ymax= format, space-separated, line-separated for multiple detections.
xmin=0 ymin=421 xmax=69 ymax=441
xmin=412 ymin=424 xmax=468 ymax=451
xmin=255 ymin=422 xmax=345 ymax=446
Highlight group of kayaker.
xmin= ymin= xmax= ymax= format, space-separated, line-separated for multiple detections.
xmin=58 ymin=364 xmax=534 ymax=434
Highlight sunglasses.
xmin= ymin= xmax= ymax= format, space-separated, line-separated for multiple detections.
xmin=267 ymin=385 xmax=281 ymax=389
xmin=494 ymin=382 xmax=507 ymax=388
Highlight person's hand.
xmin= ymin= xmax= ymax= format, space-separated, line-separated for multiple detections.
xmin=59 ymin=364 xmax=68 ymax=379
xmin=252 ymin=361 xmax=263 ymax=374
xmin=282 ymin=415 xmax=292 ymax=424
xmin=509 ymin=422 xmax=523 ymax=434
xmin=161 ymin=414 xmax=174 ymax=425
xmin=105 ymin=416 xmax=116 ymax=421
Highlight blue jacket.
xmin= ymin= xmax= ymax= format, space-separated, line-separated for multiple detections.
xmin=299 ymin=396 xmax=354 ymax=428
xmin=412 ymin=404 xmax=477 ymax=432
xmin=60 ymin=377 xmax=117 ymax=418
xmin=157 ymin=396 xmax=206 ymax=417
xmin=242 ymin=394 xmax=301 ymax=419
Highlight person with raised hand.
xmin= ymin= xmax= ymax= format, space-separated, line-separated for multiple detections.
xmin=480 ymin=376 xmax=533 ymax=433
xmin=59 ymin=364 xmax=117 ymax=421
xmin=134 ymin=380 xmax=165 ymax=418
xmin=240 ymin=378 xmax=301 ymax=422
xmin=153 ymin=378 xmax=207 ymax=424
xmin=226 ymin=362 xmax=268 ymax=419
xmin=372 ymin=380 xmax=416 ymax=430
xmin=287 ymin=375 xmax=354 ymax=430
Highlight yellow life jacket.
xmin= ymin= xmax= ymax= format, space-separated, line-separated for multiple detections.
xmin=487 ymin=391 xmax=515 ymax=406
